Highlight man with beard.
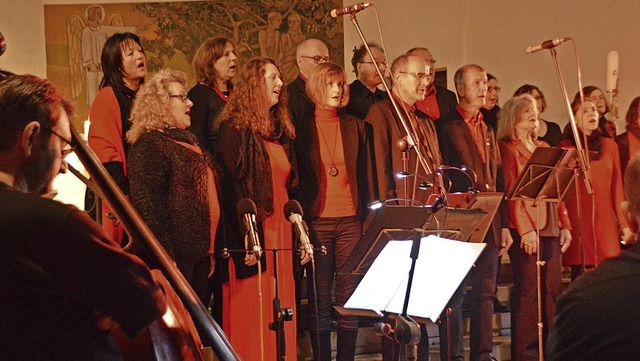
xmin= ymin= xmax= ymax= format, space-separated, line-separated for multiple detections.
xmin=0 ymin=74 xmax=166 ymax=361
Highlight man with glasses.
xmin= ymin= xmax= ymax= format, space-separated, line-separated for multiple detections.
xmin=0 ymin=74 xmax=166 ymax=360
xmin=366 ymin=53 xmax=443 ymax=360
xmin=345 ymin=43 xmax=388 ymax=119
xmin=285 ymin=37 xmax=330 ymax=344
xmin=406 ymin=47 xmax=458 ymax=121
xmin=436 ymin=64 xmax=512 ymax=361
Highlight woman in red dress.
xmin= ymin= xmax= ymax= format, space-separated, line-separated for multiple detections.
xmin=215 ymin=58 xmax=300 ymax=360
xmin=498 ymin=94 xmax=572 ymax=360
xmin=559 ymin=97 xmax=632 ymax=279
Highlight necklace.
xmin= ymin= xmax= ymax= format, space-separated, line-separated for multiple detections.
xmin=316 ymin=120 xmax=339 ymax=177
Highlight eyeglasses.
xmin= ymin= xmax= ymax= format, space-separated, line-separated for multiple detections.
xmin=169 ymin=93 xmax=190 ymax=103
xmin=301 ymin=55 xmax=330 ymax=64
xmin=359 ymin=61 xmax=388 ymax=68
xmin=399 ymin=71 xmax=430 ymax=82
xmin=487 ymin=86 xmax=501 ymax=93
xmin=43 ymin=127 xmax=75 ymax=159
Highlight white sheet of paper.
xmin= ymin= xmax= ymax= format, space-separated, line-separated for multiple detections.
xmin=344 ymin=235 xmax=486 ymax=322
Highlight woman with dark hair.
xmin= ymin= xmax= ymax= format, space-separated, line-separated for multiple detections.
xmin=127 ymin=68 xmax=223 ymax=304
xmin=558 ymin=98 xmax=631 ymax=279
xmin=298 ymin=62 xmax=373 ymax=361
xmin=215 ymin=58 xmax=299 ymax=360
xmin=581 ymin=85 xmax=617 ymax=138
xmin=513 ymin=84 xmax=563 ymax=146
xmin=87 ymin=32 xmax=146 ymax=246
xmin=615 ymin=96 xmax=640 ymax=175
xmin=497 ymin=94 xmax=572 ymax=360
xmin=188 ymin=37 xmax=238 ymax=154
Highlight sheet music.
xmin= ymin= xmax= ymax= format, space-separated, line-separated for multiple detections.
xmin=344 ymin=235 xmax=485 ymax=322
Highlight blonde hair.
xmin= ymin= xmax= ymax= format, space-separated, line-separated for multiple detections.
xmin=497 ymin=94 xmax=539 ymax=141
xmin=217 ymin=58 xmax=295 ymax=138
xmin=127 ymin=68 xmax=188 ymax=144
xmin=306 ymin=63 xmax=350 ymax=108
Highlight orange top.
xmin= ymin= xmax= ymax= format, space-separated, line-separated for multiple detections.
xmin=315 ymin=107 xmax=355 ymax=217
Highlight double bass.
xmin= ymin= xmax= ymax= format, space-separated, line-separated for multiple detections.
xmin=70 ymin=124 xmax=240 ymax=360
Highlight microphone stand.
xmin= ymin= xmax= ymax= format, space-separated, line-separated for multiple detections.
xmin=347 ymin=11 xmax=434 ymax=180
xmin=393 ymin=228 xmax=423 ymax=360
xmin=547 ymin=45 xmax=594 ymax=281
xmin=268 ymin=248 xmax=294 ymax=361
xmin=548 ymin=48 xmax=593 ymax=195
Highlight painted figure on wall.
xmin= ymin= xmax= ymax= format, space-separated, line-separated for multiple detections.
xmin=66 ymin=4 xmax=136 ymax=106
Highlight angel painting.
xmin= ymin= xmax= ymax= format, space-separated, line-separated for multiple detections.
xmin=66 ymin=4 xmax=135 ymax=105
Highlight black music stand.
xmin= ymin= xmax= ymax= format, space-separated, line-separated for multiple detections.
xmin=508 ymin=147 xmax=576 ymax=203
xmin=336 ymin=197 xmax=501 ymax=360
xmin=507 ymin=146 xmax=576 ymax=361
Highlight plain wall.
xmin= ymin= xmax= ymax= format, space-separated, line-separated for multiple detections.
xmin=1 ymin=0 xmax=640 ymax=128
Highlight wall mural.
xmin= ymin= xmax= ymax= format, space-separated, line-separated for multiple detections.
xmin=44 ymin=1 xmax=344 ymax=126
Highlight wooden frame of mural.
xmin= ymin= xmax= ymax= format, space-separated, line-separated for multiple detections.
xmin=44 ymin=1 xmax=344 ymax=127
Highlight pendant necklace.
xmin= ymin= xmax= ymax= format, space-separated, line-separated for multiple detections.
xmin=317 ymin=120 xmax=339 ymax=177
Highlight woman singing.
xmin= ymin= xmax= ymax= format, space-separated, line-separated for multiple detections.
xmin=497 ymin=94 xmax=571 ymax=360
xmin=188 ymin=37 xmax=238 ymax=154
xmin=559 ymin=97 xmax=632 ymax=279
xmin=296 ymin=62 xmax=373 ymax=361
xmin=87 ymin=32 xmax=146 ymax=246
xmin=127 ymin=68 xmax=223 ymax=303
xmin=215 ymin=58 xmax=299 ymax=360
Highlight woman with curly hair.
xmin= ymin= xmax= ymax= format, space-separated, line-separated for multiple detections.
xmin=127 ymin=68 xmax=223 ymax=304
xmin=188 ymin=37 xmax=238 ymax=154
xmin=558 ymin=97 xmax=632 ymax=279
xmin=215 ymin=58 xmax=299 ymax=360
xmin=615 ymin=96 xmax=640 ymax=175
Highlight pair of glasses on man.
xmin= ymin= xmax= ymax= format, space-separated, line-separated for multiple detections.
xmin=399 ymin=71 xmax=431 ymax=82
xmin=359 ymin=60 xmax=388 ymax=68
xmin=169 ymin=93 xmax=190 ymax=103
xmin=300 ymin=55 xmax=330 ymax=64
xmin=43 ymin=127 xmax=75 ymax=159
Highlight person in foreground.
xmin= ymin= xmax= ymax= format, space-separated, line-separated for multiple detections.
xmin=0 ymin=74 xmax=166 ymax=360
xmin=547 ymin=153 xmax=640 ymax=360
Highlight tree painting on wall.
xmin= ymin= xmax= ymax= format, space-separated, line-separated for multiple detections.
xmin=45 ymin=0 xmax=343 ymax=126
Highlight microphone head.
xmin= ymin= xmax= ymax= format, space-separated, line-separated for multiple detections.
xmin=283 ymin=199 xmax=303 ymax=219
xmin=237 ymin=198 xmax=257 ymax=218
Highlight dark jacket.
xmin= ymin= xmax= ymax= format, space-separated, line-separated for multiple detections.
xmin=291 ymin=111 xmax=375 ymax=221
xmin=187 ymin=83 xmax=228 ymax=155
xmin=0 ymin=183 xmax=166 ymax=361
xmin=216 ymin=122 xmax=299 ymax=279
xmin=434 ymin=85 xmax=458 ymax=121
xmin=436 ymin=107 xmax=507 ymax=244
xmin=366 ymin=97 xmax=441 ymax=202
xmin=128 ymin=128 xmax=225 ymax=265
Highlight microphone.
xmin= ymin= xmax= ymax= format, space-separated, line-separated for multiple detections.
xmin=330 ymin=2 xmax=372 ymax=18
xmin=283 ymin=199 xmax=313 ymax=260
xmin=525 ymin=37 xmax=570 ymax=54
xmin=237 ymin=198 xmax=262 ymax=260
